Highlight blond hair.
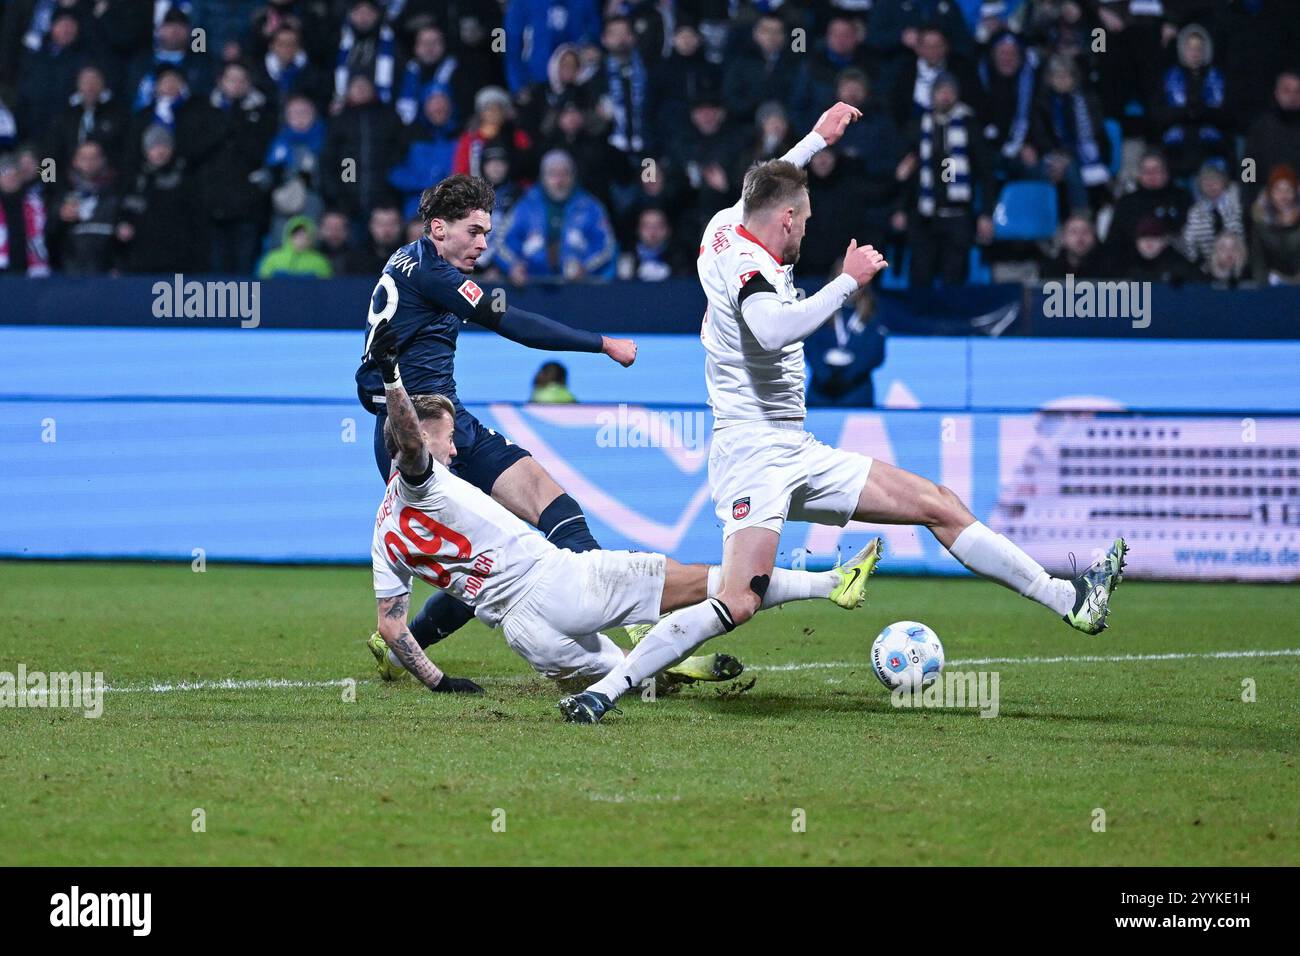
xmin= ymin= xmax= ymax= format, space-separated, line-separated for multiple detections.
xmin=742 ymin=159 xmax=808 ymax=219
xmin=383 ymin=394 xmax=455 ymax=458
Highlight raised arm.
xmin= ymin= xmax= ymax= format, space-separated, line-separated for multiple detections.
xmin=779 ymin=101 xmax=864 ymax=169
xmin=375 ymin=594 xmax=483 ymax=694
xmin=365 ymin=317 xmax=430 ymax=479
xmin=714 ymin=101 xmax=865 ymax=223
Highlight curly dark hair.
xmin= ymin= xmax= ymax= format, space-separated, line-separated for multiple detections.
xmin=417 ymin=174 xmax=496 ymax=228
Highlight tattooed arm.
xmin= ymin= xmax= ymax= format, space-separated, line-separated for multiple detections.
xmin=365 ymin=317 xmax=430 ymax=479
xmin=375 ymin=594 xmax=485 ymax=694
xmin=383 ymin=379 xmax=431 ymax=481
xmin=376 ymin=593 xmax=444 ymax=689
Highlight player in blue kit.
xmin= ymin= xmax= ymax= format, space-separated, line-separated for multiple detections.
xmin=355 ymin=174 xmax=744 ymax=684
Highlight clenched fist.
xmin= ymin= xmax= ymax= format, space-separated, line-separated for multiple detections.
xmin=840 ymin=239 xmax=888 ymax=287
xmin=602 ymin=335 xmax=637 ymax=367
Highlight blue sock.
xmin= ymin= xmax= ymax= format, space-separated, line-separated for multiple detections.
xmin=538 ymin=494 xmax=601 ymax=552
xmin=408 ymin=591 xmax=475 ymax=649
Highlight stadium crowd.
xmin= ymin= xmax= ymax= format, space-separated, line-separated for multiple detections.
xmin=0 ymin=0 xmax=1298 ymax=287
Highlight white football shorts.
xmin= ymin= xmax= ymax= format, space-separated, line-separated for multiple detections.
xmin=709 ymin=419 xmax=873 ymax=539
xmin=499 ymin=548 xmax=667 ymax=681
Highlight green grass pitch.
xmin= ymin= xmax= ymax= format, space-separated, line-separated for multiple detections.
xmin=1 ymin=559 xmax=1296 ymax=866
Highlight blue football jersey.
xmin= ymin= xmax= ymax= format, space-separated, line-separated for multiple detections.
xmin=355 ymin=235 xmax=490 ymax=412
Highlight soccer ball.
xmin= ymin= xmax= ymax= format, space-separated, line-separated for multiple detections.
xmin=870 ymin=621 xmax=945 ymax=691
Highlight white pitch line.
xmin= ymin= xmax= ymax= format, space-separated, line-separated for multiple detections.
xmin=72 ymin=648 xmax=1300 ymax=694
xmin=102 ymin=677 xmax=372 ymax=694
xmin=951 ymin=648 xmax=1300 ymax=666
xmin=752 ymin=648 xmax=1300 ymax=672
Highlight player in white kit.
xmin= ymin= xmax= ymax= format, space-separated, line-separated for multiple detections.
xmin=365 ymin=318 xmax=878 ymax=694
xmin=558 ymin=102 xmax=1127 ymax=723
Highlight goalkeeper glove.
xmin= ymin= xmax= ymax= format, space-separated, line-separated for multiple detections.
xmin=431 ymin=675 xmax=485 ymax=695
xmin=366 ymin=317 xmax=402 ymax=387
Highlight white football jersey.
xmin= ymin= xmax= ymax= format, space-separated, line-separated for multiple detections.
xmin=698 ymin=200 xmax=807 ymax=424
xmin=371 ymin=460 xmax=554 ymax=627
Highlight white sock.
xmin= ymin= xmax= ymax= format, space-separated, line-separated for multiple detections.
xmin=587 ymin=598 xmax=735 ymax=702
xmin=948 ymin=522 xmax=1075 ymax=617
xmin=707 ymin=566 xmax=837 ymax=608
xmin=387 ymin=649 xmax=403 ymax=669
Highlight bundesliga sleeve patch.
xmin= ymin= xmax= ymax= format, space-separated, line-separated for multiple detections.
xmin=457 ymin=279 xmax=483 ymax=306
xmin=732 ymin=497 xmax=751 ymax=520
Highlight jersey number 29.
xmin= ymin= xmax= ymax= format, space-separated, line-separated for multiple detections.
xmin=384 ymin=506 xmax=471 ymax=590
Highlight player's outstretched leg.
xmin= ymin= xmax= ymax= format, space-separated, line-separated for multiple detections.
xmin=626 ymin=541 xmax=883 ymax=684
xmin=629 ymin=539 xmax=883 ymax=636
xmin=702 ymin=538 xmax=884 ymax=612
xmin=560 ymin=598 xmax=739 ymax=723
xmin=560 ymin=532 xmax=779 ymax=722
xmin=853 ymin=461 xmax=1127 ymax=634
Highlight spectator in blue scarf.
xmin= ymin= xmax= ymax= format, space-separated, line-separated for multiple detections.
xmin=896 ymin=72 xmax=997 ymax=287
xmin=394 ymin=24 xmax=469 ymax=126
xmin=1026 ymin=54 xmax=1111 ymax=215
xmin=332 ymin=0 xmax=398 ymax=111
xmin=594 ymin=15 xmax=648 ymax=157
xmin=388 ymin=83 xmax=459 ymax=219
xmin=978 ymin=31 xmax=1038 ymax=180
xmin=127 ymin=7 xmax=213 ymax=111
xmin=1153 ymin=23 xmax=1231 ymax=179
xmin=260 ymin=92 xmax=326 ymax=239
xmin=126 ymin=64 xmax=204 ymax=172
xmin=255 ymin=23 xmax=330 ymax=112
